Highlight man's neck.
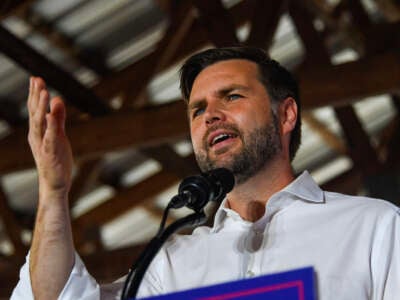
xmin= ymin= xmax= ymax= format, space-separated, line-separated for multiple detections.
xmin=226 ymin=158 xmax=294 ymax=222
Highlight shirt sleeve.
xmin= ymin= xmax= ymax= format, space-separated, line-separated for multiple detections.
xmin=10 ymin=250 xmax=163 ymax=300
xmin=10 ymin=252 xmax=101 ymax=300
xmin=371 ymin=206 xmax=400 ymax=300
xmin=10 ymin=253 xmax=34 ymax=300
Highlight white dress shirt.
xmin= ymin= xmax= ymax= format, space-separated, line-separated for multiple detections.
xmin=11 ymin=171 xmax=400 ymax=299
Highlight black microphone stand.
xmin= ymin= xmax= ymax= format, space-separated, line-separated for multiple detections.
xmin=121 ymin=168 xmax=234 ymax=300
xmin=120 ymin=204 xmax=207 ymax=299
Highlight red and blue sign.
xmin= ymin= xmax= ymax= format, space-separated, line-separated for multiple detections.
xmin=139 ymin=267 xmax=317 ymax=300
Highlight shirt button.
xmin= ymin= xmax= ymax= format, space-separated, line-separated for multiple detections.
xmin=246 ymin=270 xmax=255 ymax=277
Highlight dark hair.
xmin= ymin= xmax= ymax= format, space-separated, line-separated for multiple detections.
xmin=179 ymin=46 xmax=301 ymax=161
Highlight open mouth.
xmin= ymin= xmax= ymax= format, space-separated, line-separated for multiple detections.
xmin=209 ymin=132 xmax=238 ymax=147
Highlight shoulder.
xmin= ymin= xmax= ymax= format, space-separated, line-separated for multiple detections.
xmin=323 ymin=190 xmax=400 ymax=219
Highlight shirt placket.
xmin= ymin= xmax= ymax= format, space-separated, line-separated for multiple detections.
xmin=243 ymin=221 xmax=269 ymax=278
xmin=244 ymin=195 xmax=286 ymax=278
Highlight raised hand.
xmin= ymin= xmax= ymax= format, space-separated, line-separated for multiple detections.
xmin=27 ymin=77 xmax=73 ymax=197
xmin=27 ymin=77 xmax=76 ymax=299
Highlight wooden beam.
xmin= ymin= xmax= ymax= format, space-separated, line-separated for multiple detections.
xmin=375 ymin=0 xmax=400 ymax=21
xmin=289 ymin=0 xmax=331 ymax=64
xmin=98 ymin=150 xmax=146 ymax=188
xmin=365 ymin=21 xmax=400 ymax=54
xmin=0 ymin=100 xmax=189 ymax=174
xmin=92 ymin=0 xmax=252 ymax=100
xmin=20 ymin=8 xmax=111 ymax=76
xmin=289 ymin=0 xmax=385 ymax=182
xmin=1 ymin=50 xmax=400 ymax=173
xmin=141 ymin=145 xmax=199 ymax=177
xmin=73 ymin=153 xmax=196 ymax=230
xmin=82 ymin=244 xmax=147 ymax=282
xmin=347 ymin=0 xmax=372 ymax=30
xmin=0 ymin=0 xmax=33 ymax=21
xmin=0 ymin=25 xmax=110 ymax=115
xmin=0 ymin=97 xmax=24 ymax=126
xmin=384 ymin=95 xmax=400 ymax=168
xmin=73 ymin=170 xmax=180 ymax=228
xmin=321 ymin=167 xmax=363 ymax=195
xmin=191 ymin=0 xmax=239 ymax=47
xmin=73 ymin=224 xmax=103 ymax=255
xmin=305 ymin=0 xmax=365 ymax=54
xmin=302 ymin=111 xmax=347 ymax=154
xmin=299 ymin=51 xmax=400 ymax=108
xmin=245 ymin=0 xmax=287 ymax=48
xmin=141 ymin=202 xmax=177 ymax=228
xmin=346 ymin=0 xmax=388 ymax=55
xmin=124 ymin=2 xmax=195 ymax=107
xmin=69 ymin=158 xmax=102 ymax=208
xmin=0 ymin=255 xmax=25 ymax=298
xmin=377 ymin=115 xmax=399 ymax=160
xmin=334 ymin=105 xmax=381 ymax=174
xmin=0 ymin=184 xmax=27 ymax=257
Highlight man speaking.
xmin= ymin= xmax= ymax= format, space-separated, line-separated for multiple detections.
xmin=12 ymin=47 xmax=400 ymax=299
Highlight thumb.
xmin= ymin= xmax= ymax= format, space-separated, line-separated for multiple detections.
xmin=49 ymin=97 xmax=67 ymax=132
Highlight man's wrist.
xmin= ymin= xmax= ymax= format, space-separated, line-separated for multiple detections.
xmin=38 ymin=185 xmax=69 ymax=206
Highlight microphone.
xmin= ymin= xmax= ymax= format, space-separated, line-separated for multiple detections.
xmin=169 ymin=168 xmax=235 ymax=212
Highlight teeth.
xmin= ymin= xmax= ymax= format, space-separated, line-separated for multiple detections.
xmin=212 ymin=133 xmax=233 ymax=145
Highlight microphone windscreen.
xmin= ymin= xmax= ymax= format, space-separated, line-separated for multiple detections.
xmin=205 ymin=168 xmax=235 ymax=196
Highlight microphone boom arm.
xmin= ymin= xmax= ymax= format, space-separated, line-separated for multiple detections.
xmin=121 ymin=168 xmax=234 ymax=299
xmin=120 ymin=211 xmax=207 ymax=299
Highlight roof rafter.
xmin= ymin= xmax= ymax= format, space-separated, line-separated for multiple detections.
xmin=92 ymin=0 xmax=252 ymax=100
xmin=289 ymin=0 xmax=331 ymax=65
xmin=72 ymin=170 xmax=180 ymax=228
xmin=300 ymin=51 xmax=400 ymax=108
xmin=334 ymin=106 xmax=381 ymax=175
xmin=0 ymin=25 xmax=110 ymax=116
xmin=1 ymin=50 xmax=399 ymax=174
xmin=192 ymin=0 xmax=239 ymax=47
xmin=0 ymin=184 xmax=27 ymax=257
xmin=123 ymin=1 xmax=195 ymax=108
xmin=0 ymin=100 xmax=189 ymax=173
xmin=19 ymin=7 xmax=111 ymax=76
xmin=141 ymin=144 xmax=199 ymax=177
xmin=245 ymin=0 xmax=287 ymax=49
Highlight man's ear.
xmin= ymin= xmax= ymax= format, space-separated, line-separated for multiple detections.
xmin=279 ymin=97 xmax=297 ymax=135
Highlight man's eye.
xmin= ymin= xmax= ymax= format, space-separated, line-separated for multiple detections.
xmin=193 ymin=108 xmax=205 ymax=118
xmin=227 ymin=94 xmax=242 ymax=101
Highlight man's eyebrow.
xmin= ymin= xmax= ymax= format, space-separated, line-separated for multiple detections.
xmin=188 ymin=84 xmax=250 ymax=110
xmin=188 ymin=99 xmax=206 ymax=111
xmin=216 ymin=84 xmax=250 ymax=96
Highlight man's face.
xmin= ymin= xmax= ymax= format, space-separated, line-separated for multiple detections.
xmin=188 ymin=59 xmax=282 ymax=184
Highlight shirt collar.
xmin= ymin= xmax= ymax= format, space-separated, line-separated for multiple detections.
xmin=281 ymin=170 xmax=325 ymax=203
xmin=211 ymin=171 xmax=325 ymax=233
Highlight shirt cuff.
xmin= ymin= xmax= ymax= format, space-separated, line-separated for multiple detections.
xmin=10 ymin=253 xmax=34 ymax=299
xmin=58 ymin=252 xmax=100 ymax=299
xmin=10 ymin=251 xmax=100 ymax=300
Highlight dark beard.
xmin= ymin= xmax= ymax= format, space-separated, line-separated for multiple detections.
xmin=195 ymin=113 xmax=282 ymax=185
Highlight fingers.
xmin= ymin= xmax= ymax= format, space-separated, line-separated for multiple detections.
xmin=29 ymin=87 xmax=49 ymax=143
xmin=49 ymin=97 xmax=66 ymax=134
xmin=44 ymin=98 xmax=65 ymax=143
xmin=28 ymin=77 xmax=47 ymax=116
xmin=28 ymin=77 xmax=67 ymax=146
xmin=44 ymin=113 xmax=57 ymax=149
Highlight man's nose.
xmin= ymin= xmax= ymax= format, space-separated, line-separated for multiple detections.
xmin=205 ymin=103 xmax=226 ymax=125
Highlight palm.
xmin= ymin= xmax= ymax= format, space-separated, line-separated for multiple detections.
xmin=28 ymin=78 xmax=74 ymax=195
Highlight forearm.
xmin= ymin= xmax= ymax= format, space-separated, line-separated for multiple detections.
xmin=29 ymin=189 xmax=75 ymax=299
